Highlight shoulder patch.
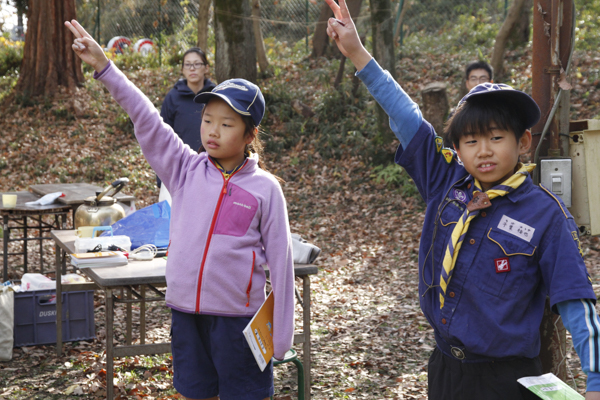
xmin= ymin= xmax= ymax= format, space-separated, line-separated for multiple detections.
xmin=441 ymin=148 xmax=454 ymax=164
xmin=435 ymin=136 xmax=443 ymax=153
xmin=538 ymin=184 xmax=569 ymax=219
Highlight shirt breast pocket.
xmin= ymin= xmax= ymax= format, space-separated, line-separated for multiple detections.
xmin=474 ymin=228 xmax=537 ymax=297
xmin=214 ymin=184 xmax=258 ymax=237
xmin=430 ymin=201 xmax=464 ymax=274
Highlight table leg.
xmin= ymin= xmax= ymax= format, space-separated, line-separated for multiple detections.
xmin=106 ymin=288 xmax=115 ymax=400
xmin=3 ymin=215 xmax=8 ymax=282
xmin=140 ymin=285 xmax=146 ymax=345
xmin=23 ymin=217 xmax=28 ymax=274
xmin=38 ymin=216 xmax=44 ymax=274
xmin=303 ymin=276 xmax=312 ymax=400
xmin=126 ymin=288 xmax=132 ymax=346
xmin=61 ymin=247 xmax=67 ymax=275
xmin=56 ymin=241 xmax=63 ymax=357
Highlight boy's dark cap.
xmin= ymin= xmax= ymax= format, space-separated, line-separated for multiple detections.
xmin=194 ymin=78 xmax=265 ymax=126
xmin=458 ymin=83 xmax=541 ymax=128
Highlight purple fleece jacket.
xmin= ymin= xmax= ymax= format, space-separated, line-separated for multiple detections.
xmin=95 ymin=62 xmax=295 ymax=359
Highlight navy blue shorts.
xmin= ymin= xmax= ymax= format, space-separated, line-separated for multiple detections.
xmin=427 ymin=348 xmax=542 ymax=400
xmin=171 ymin=310 xmax=274 ymax=400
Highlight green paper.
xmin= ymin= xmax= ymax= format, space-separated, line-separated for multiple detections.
xmin=518 ymin=373 xmax=584 ymax=400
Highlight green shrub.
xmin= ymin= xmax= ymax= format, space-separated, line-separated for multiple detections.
xmin=371 ymin=163 xmax=419 ymax=198
xmin=0 ymin=37 xmax=23 ymax=76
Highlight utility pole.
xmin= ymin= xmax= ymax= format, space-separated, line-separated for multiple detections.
xmin=529 ymin=0 xmax=575 ymax=381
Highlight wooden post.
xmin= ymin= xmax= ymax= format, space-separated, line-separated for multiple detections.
xmin=421 ymin=82 xmax=449 ymax=135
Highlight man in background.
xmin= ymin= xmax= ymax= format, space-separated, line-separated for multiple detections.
xmin=465 ymin=60 xmax=493 ymax=91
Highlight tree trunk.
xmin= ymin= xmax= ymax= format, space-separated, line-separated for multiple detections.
xmin=509 ymin=0 xmax=533 ymax=47
xmin=312 ymin=2 xmax=333 ymax=58
xmin=490 ymin=0 xmax=528 ymax=79
xmin=15 ymin=0 xmax=83 ymax=99
xmin=393 ymin=0 xmax=409 ymax=43
xmin=197 ymin=0 xmax=211 ymax=51
xmin=252 ymin=0 xmax=270 ymax=75
xmin=421 ymin=82 xmax=449 ymax=135
xmin=214 ymin=0 xmax=257 ymax=83
xmin=370 ymin=0 xmax=396 ymax=142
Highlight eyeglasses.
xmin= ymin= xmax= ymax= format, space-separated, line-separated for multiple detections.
xmin=468 ymin=75 xmax=491 ymax=84
xmin=183 ymin=62 xmax=207 ymax=70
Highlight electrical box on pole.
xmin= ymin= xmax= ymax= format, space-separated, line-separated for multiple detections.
xmin=568 ymin=120 xmax=600 ymax=236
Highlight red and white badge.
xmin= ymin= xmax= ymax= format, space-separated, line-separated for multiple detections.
xmin=495 ymin=257 xmax=510 ymax=273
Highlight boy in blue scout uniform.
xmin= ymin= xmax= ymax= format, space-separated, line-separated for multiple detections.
xmin=324 ymin=0 xmax=600 ymax=399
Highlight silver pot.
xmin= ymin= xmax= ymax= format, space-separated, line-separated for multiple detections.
xmin=74 ymin=178 xmax=129 ymax=229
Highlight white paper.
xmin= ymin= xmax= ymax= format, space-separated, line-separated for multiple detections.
xmin=25 ymin=192 xmax=63 ymax=205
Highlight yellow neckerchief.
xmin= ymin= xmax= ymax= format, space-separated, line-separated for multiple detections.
xmin=439 ymin=163 xmax=536 ymax=308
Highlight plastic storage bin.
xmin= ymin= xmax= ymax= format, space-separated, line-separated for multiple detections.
xmin=13 ymin=289 xmax=95 ymax=347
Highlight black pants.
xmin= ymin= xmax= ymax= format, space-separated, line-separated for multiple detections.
xmin=428 ymin=348 xmax=543 ymax=400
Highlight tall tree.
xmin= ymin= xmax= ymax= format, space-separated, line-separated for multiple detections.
xmin=15 ymin=0 xmax=84 ymax=98
xmin=214 ymin=0 xmax=256 ymax=83
xmin=490 ymin=0 xmax=528 ymax=78
xmin=197 ymin=0 xmax=211 ymax=51
xmin=509 ymin=0 xmax=533 ymax=47
xmin=370 ymin=0 xmax=396 ymax=142
xmin=252 ymin=0 xmax=270 ymax=75
xmin=312 ymin=3 xmax=333 ymax=58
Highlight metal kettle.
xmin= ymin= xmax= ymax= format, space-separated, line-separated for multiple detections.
xmin=74 ymin=178 xmax=129 ymax=229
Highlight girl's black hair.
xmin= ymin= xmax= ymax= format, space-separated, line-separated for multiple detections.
xmin=182 ymin=47 xmax=209 ymax=67
xmin=444 ymin=96 xmax=529 ymax=148
xmin=198 ymin=105 xmax=283 ymax=182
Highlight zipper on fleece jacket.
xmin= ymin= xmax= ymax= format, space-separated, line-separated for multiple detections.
xmin=246 ymin=251 xmax=256 ymax=307
xmin=195 ymin=158 xmax=247 ymax=314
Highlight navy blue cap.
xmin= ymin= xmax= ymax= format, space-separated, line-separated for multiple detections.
xmin=194 ymin=78 xmax=265 ymax=126
xmin=458 ymin=82 xmax=541 ymax=128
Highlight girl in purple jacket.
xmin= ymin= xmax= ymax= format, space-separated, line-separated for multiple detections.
xmin=66 ymin=20 xmax=295 ymax=400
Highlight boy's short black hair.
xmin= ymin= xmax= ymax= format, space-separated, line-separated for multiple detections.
xmin=444 ymin=83 xmax=540 ymax=148
xmin=444 ymin=97 xmax=527 ymax=148
xmin=465 ymin=61 xmax=493 ymax=81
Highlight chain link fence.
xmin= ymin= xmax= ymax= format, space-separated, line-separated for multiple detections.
xmin=73 ymin=0 xmax=508 ymax=61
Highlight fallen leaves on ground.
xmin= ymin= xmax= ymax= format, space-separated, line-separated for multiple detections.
xmin=1 ymin=47 xmax=599 ymax=399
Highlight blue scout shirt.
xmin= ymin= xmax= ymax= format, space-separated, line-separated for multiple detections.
xmin=357 ymin=58 xmax=600 ymax=388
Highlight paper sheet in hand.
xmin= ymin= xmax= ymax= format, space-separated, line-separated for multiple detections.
xmin=243 ymin=292 xmax=274 ymax=371
xmin=70 ymin=251 xmax=128 ymax=268
xmin=518 ymin=373 xmax=584 ymax=399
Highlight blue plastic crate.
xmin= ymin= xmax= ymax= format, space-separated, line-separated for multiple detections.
xmin=14 ymin=289 xmax=95 ymax=347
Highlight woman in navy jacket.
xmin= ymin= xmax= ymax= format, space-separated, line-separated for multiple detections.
xmin=158 ymin=47 xmax=216 ymax=188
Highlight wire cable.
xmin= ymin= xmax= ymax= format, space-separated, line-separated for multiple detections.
xmin=129 ymin=244 xmax=158 ymax=261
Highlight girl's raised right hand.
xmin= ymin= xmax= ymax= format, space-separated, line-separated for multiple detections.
xmin=64 ymin=20 xmax=109 ymax=73
xmin=324 ymin=0 xmax=372 ymax=71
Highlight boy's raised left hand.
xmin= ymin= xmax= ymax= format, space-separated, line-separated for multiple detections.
xmin=64 ymin=20 xmax=109 ymax=73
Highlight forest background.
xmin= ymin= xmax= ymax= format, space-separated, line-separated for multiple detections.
xmin=0 ymin=0 xmax=600 ymax=399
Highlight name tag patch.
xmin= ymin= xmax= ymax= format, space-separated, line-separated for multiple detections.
xmin=495 ymin=257 xmax=510 ymax=273
xmin=497 ymin=215 xmax=535 ymax=242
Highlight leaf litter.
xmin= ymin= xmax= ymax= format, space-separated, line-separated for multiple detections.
xmin=1 ymin=48 xmax=600 ymax=399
